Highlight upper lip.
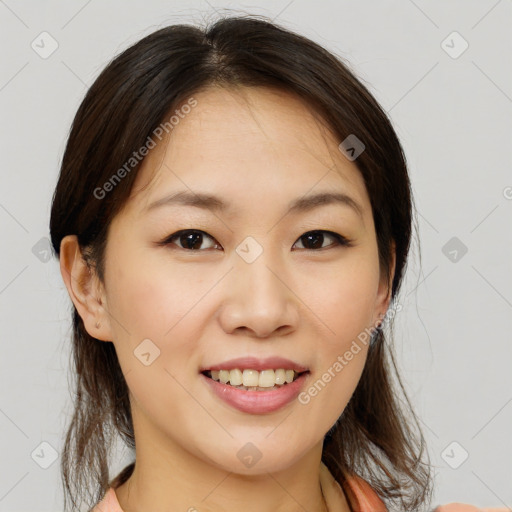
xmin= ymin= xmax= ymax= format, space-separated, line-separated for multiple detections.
xmin=200 ymin=356 xmax=309 ymax=373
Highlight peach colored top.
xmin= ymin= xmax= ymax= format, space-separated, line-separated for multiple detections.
xmin=91 ymin=462 xmax=387 ymax=511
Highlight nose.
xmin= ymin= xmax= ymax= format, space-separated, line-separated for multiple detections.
xmin=217 ymin=246 xmax=300 ymax=338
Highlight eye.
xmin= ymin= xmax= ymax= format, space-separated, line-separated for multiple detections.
xmin=158 ymin=229 xmax=352 ymax=252
xmin=292 ymin=230 xmax=353 ymax=250
xmin=159 ymin=230 xmax=220 ymax=251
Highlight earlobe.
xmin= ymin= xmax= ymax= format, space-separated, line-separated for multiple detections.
xmin=59 ymin=235 xmax=112 ymax=342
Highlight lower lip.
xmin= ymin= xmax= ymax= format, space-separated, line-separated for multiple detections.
xmin=200 ymin=372 xmax=309 ymax=414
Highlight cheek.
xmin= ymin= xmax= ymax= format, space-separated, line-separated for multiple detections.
xmin=320 ymin=347 xmax=368 ymax=430
xmin=107 ymin=263 xmax=204 ymax=411
xmin=106 ymin=253 xmax=208 ymax=340
xmin=105 ymin=256 xmax=217 ymax=394
xmin=303 ymin=257 xmax=380 ymax=344
xmin=297 ymin=326 xmax=369 ymax=438
xmin=294 ymin=254 xmax=377 ymax=420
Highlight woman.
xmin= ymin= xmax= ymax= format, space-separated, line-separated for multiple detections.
xmin=49 ymin=14 xmax=505 ymax=512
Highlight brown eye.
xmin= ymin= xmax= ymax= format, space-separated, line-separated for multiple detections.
xmin=293 ymin=230 xmax=352 ymax=250
xmin=158 ymin=229 xmax=352 ymax=252
xmin=161 ymin=230 xmax=220 ymax=251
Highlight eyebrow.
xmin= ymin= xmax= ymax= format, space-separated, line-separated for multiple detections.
xmin=144 ymin=190 xmax=363 ymax=218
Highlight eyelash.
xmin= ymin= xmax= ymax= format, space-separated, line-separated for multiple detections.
xmin=157 ymin=229 xmax=353 ymax=252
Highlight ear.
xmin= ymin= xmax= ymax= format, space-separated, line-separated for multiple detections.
xmin=374 ymin=240 xmax=396 ymax=328
xmin=59 ymin=235 xmax=113 ymax=342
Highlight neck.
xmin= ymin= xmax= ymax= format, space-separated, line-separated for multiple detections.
xmin=115 ymin=427 xmax=332 ymax=512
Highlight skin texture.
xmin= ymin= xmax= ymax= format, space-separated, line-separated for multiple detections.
xmin=59 ymin=85 xmax=396 ymax=512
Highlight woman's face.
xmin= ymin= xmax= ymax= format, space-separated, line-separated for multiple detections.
xmin=91 ymin=86 xmax=393 ymax=474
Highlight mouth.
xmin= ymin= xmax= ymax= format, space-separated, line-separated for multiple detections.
xmin=201 ymin=369 xmax=309 ymax=391
xmin=200 ymin=369 xmax=311 ymax=414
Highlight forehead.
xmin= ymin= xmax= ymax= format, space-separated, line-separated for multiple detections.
xmin=127 ymin=86 xmax=369 ymax=218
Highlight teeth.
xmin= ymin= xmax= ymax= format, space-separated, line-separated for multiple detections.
xmin=207 ymin=368 xmax=301 ymax=387
xmin=257 ymin=369 xmax=275 ymax=388
xmin=218 ymin=370 xmax=230 ymax=384
xmin=274 ymin=369 xmax=286 ymax=385
xmin=243 ymin=369 xmax=259 ymax=387
xmin=229 ymin=368 xmax=243 ymax=386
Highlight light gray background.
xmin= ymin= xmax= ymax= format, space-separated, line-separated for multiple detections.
xmin=1 ymin=1 xmax=511 ymax=511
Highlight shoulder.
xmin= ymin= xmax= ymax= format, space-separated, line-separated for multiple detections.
xmin=90 ymin=488 xmax=124 ymax=512
xmin=434 ymin=505 xmax=510 ymax=512
xmin=320 ymin=462 xmax=387 ymax=511
xmin=341 ymin=473 xmax=388 ymax=512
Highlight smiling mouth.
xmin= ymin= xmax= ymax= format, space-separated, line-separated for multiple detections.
xmin=201 ymin=369 xmax=309 ymax=391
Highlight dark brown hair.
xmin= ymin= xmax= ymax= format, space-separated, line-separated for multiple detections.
xmin=50 ymin=13 xmax=433 ymax=512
